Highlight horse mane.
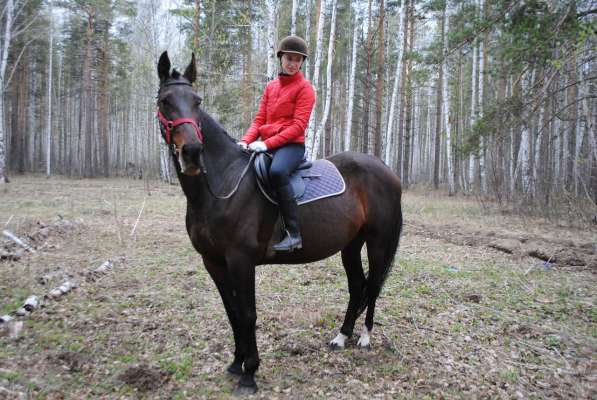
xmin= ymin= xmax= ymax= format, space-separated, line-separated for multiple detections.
xmin=198 ymin=107 xmax=240 ymax=146
xmin=171 ymin=69 xmax=181 ymax=79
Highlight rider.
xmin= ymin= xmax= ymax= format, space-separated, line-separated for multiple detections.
xmin=238 ymin=35 xmax=316 ymax=252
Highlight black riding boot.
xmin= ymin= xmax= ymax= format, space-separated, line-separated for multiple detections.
xmin=273 ymin=183 xmax=303 ymax=252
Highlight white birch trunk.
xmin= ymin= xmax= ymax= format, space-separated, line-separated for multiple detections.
xmin=46 ymin=0 xmax=53 ymax=177
xmin=0 ymin=0 xmax=14 ymax=184
xmin=441 ymin=7 xmax=455 ymax=195
xmin=478 ymin=0 xmax=486 ymax=193
xmin=291 ymin=0 xmax=298 ymax=36
xmin=310 ymin=0 xmax=337 ymax=160
xmin=468 ymin=38 xmax=477 ymax=192
xmin=520 ymin=123 xmax=531 ymax=193
xmin=305 ymin=0 xmax=326 ymax=158
xmin=384 ymin=1 xmax=406 ymax=165
xmin=304 ymin=0 xmax=312 ymax=80
xmin=532 ymin=101 xmax=545 ymax=194
xmin=344 ymin=19 xmax=358 ymax=152
xmin=266 ymin=0 xmax=279 ymax=81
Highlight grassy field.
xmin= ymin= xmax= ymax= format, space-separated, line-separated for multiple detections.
xmin=0 ymin=176 xmax=595 ymax=399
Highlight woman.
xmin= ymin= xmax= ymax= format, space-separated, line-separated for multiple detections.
xmin=238 ymin=35 xmax=316 ymax=252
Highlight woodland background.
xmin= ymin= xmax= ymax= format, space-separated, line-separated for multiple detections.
xmin=0 ymin=0 xmax=595 ymax=220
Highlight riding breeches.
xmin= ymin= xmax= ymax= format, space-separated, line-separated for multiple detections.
xmin=269 ymin=144 xmax=306 ymax=188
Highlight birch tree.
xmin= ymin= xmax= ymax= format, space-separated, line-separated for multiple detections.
xmin=310 ymin=0 xmax=337 ymax=160
xmin=0 ymin=0 xmax=15 ymax=184
xmin=441 ymin=3 xmax=455 ymax=194
xmin=384 ymin=0 xmax=407 ymax=165
xmin=344 ymin=15 xmax=358 ymax=152
xmin=305 ymin=0 xmax=326 ymax=158
xmin=265 ymin=0 xmax=278 ymax=81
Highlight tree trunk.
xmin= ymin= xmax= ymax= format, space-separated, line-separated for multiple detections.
xmin=98 ymin=18 xmax=111 ymax=177
xmin=266 ymin=0 xmax=279 ymax=81
xmin=310 ymin=0 xmax=337 ymax=160
xmin=403 ymin=0 xmax=414 ymax=188
xmin=344 ymin=15 xmax=358 ymax=152
xmin=291 ymin=0 xmax=298 ymax=36
xmin=363 ymin=0 xmax=373 ymax=154
xmin=305 ymin=0 xmax=325 ymax=158
xmin=441 ymin=4 xmax=455 ymax=195
xmin=384 ymin=0 xmax=407 ymax=166
xmin=433 ymin=8 xmax=445 ymax=189
xmin=0 ymin=0 xmax=14 ymax=183
xmin=373 ymin=0 xmax=385 ymax=158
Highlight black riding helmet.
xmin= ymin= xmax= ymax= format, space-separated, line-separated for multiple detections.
xmin=276 ymin=36 xmax=309 ymax=59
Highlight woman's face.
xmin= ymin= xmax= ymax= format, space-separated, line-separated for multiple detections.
xmin=281 ymin=53 xmax=304 ymax=75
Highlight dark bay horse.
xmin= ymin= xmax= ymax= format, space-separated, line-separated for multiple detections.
xmin=156 ymin=52 xmax=403 ymax=395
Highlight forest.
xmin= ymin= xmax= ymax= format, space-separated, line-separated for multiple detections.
xmin=0 ymin=0 xmax=595 ymax=219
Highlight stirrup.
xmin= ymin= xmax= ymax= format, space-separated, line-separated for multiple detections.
xmin=273 ymin=230 xmax=302 ymax=252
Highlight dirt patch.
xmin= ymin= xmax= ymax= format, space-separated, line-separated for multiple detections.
xmin=408 ymin=221 xmax=596 ymax=270
xmin=117 ymin=365 xmax=171 ymax=392
xmin=54 ymin=351 xmax=91 ymax=373
xmin=1 ymin=218 xmax=80 ymax=262
xmin=1 ymin=177 xmax=595 ymax=399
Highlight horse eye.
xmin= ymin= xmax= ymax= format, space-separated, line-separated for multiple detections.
xmin=195 ymin=96 xmax=202 ymax=106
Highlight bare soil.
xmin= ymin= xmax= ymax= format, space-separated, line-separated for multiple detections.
xmin=0 ymin=176 xmax=595 ymax=399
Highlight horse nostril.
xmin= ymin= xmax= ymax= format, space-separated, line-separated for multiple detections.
xmin=181 ymin=144 xmax=201 ymax=163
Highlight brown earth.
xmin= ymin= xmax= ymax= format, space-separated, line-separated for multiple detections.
xmin=0 ymin=176 xmax=595 ymax=399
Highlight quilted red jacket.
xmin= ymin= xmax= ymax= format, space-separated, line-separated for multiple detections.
xmin=242 ymin=71 xmax=315 ymax=150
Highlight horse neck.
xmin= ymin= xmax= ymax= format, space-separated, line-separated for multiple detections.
xmin=178 ymin=109 xmax=249 ymax=204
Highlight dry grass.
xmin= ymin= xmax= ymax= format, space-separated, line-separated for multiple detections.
xmin=0 ymin=176 xmax=595 ymax=399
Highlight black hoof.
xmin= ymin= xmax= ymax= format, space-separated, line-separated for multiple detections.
xmin=233 ymin=382 xmax=258 ymax=396
xmin=227 ymin=362 xmax=243 ymax=377
xmin=328 ymin=342 xmax=344 ymax=351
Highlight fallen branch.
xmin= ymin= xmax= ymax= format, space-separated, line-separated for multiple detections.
xmin=2 ymin=230 xmax=35 ymax=253
xmin=49 ymin=280 xmax=76 ymax=298
xmin=130 ymin=197 xmax=147 ymax=237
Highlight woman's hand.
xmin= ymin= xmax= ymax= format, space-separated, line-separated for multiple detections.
xmin=249 ymin=142 xmax=268 ymax=153
xmin=237 ymin=141 xmax=248 ymax=150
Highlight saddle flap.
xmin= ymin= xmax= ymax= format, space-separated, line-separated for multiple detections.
xmin=254 ymin=153 xmax=306 ymax=203
xmin=254 ymin=154 xmax=345 ymax=206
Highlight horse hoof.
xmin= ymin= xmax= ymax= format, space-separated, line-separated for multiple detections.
xmin=328 ymin=341 xmax=344 ymax=350
xmin=329 ymin=333 xmax=347 ymax=350
xmin=233 ymin=383 xmax=258 ymax=396
xmin=227 ymin=362 xmax=243 ymax=377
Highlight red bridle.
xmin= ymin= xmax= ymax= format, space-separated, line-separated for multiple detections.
xmin=156 ymin=108 xmax=204 ymax=145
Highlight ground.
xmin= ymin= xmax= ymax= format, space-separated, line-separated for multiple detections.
xmin=0 ymin=176 xmax=595 ymax=399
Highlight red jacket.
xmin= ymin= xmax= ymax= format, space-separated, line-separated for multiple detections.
xmin=242 ymin=71 xmax=315 ymax=150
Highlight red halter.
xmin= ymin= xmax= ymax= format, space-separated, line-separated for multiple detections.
xmin=156 ymin=108 xmax=204 ymax=145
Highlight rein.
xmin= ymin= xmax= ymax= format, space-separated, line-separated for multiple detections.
xmin=206 ymin=151 xmax=257 ymax=200
xmin=156 ymin=80 xmax=256 ymax=200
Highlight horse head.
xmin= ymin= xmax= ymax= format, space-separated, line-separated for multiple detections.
xmin=157 ymin=51 xmax=203 ymax=176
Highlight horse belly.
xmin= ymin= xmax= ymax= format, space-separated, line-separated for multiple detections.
xmin=264 ymin=192 xmax=364 ymax=265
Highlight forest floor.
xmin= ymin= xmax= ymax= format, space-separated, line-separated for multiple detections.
xmin=0 ymin=176 xmax=595 ymax=399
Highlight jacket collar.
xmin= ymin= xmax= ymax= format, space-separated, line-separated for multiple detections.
xmin=278 ymin=71 xmax=304 ymax=86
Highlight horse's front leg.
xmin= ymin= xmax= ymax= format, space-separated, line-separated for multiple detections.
xmin=203 ymin=257 xmax=243 ymax=376
xmin=226 ymin=253 xmax=259 ymax=395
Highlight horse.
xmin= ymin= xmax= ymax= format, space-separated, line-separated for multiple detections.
xmin=156 ymin=51 xmax=403 ymax=395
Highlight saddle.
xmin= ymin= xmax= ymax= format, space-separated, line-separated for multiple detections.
xmin=253 ymin=153 xmax=346 ymax=206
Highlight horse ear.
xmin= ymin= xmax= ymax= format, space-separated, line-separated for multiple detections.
xmin=158 ymin=51 xmax=171 ymax=82
xmin=183 ymin=53 xmax=197 ymax=84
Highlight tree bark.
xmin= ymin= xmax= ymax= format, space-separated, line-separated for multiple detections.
xmin=0 ymin=0 xmax=15 ymax=183
xmin=384 ymin=0 xmax=407 ymax=166
xmin=344 ymin=15 xmax=358 ymax=152
xmin=373 ymin=0 xmax=385 ymax=158
xmin=310 ymin=0 xmax=337 ymax=160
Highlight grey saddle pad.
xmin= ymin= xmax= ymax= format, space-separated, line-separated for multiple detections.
xmin=254 ymin=156 xmax=346 ymax=206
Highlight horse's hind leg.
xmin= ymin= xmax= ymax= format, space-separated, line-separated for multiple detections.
xmin=356 ymin=236 xmax=395 ymax=348
xmin=330 ymin=235 xmax=366 ymax=349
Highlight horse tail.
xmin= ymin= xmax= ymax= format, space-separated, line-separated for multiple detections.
xmin=356 ymin=203 xmax=403 ymax=316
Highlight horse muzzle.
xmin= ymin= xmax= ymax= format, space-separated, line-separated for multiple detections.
xmin=178 ymin=143 xmax=202 ymax=176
